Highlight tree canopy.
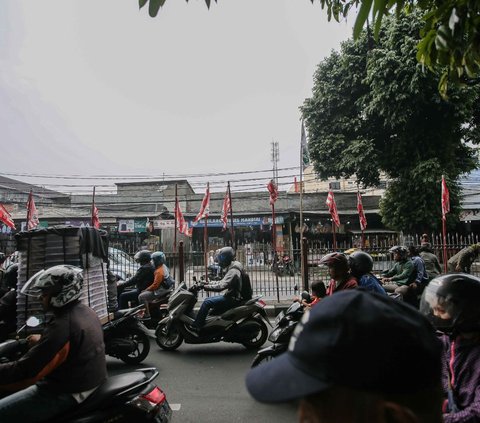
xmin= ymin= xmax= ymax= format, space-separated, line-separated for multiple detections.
xmin=300 ymin=12 xmax=480 ymax=232
xmin=139 ymin=0 xmax=480 ymax=97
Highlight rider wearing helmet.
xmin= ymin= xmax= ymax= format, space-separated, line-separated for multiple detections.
xmin=348 ymin=251 xmax=386 ymax=295
xmin=138 ymin=251 xmax=172 ymax=319
xmin=420 ymin=273 xmax=480 ymax=422
xmin=190 ymin=246 xmax=243 ymax=333
xmin=381 ymin=246 xmax=415 ymax=300
xmin=117 ymin=250 xmax=154 ymax=309
xmin=0 ymin=265 xmax=107 ymax=422
xmin=319 ymin=252 xmax=358 ymax=296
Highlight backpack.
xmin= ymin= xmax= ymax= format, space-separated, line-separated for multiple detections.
xmin=164 ymin=274 xmax=175 ymax=289
xmin=231 ymin=264 xmax=253 ymax=301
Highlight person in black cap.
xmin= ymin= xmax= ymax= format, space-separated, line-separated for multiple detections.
xmin=246 ymin=290 xmax=444 ymax=423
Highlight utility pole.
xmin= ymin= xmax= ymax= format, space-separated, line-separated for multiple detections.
xmin=271 ymin=141 xmax=279 ymax=186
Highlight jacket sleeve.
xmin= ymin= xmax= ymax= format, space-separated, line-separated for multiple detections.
xmin=124 ymin=266 xmax=147 ymax=287
xmin=146 ymin=267 xmax=164 ymax=291
xmin=391 ymin=261 xmax=414 ymax=284
xmin=204 ymin=268 xmax=240 ymax=292
xmin=0 ymin=319 xmax=70 ymax=392
xmin=444 ymin=385 xmax=480 ymax=423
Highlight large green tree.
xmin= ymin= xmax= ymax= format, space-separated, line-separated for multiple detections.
xmin=300 ymin=12 xmax=479 ymax=232
xmin=139 ymin=0 xmax=480 ymax=97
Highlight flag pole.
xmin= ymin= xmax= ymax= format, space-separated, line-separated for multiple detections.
xmin=26 ymin=189 xmax=32 ymax=229
xmin=204 ymin=183 xmax=209 ymax=282
xmin=442 ymin=215 xmax=448 ymax=273
xmin=299 ymin=122 xmax=306 ymax=291
xmin=441 ymin=175 xmax=449 ymax=273
xmin=227 ymin=181 xmax=235 ymax=247
xmin=332 ymin=219 xmax=337 ymax=251
xmin=174 ymin=184 xmax=178 ymax=280
xmin=91 ymin=186 xmax=96 ymax=227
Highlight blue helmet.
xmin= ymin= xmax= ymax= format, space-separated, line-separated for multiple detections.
xmin=217 ymin=247 xmax=235 ymax=268
xmin=151 ymin=251 xmax=166 ymax=268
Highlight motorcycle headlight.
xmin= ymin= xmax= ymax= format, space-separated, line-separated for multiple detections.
xmin=269 ymin=327 xmax=282 ymax=342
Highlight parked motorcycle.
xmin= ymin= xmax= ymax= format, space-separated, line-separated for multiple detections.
xmin=104 ymin=304 xmax=151 ymax=364
xmin=0 ymin=316 xmax=172 ymax=422
xmin=251 ymin=297 xmax=306 ymax=367
xmin=155 ymin=282 xmax=271 ymax=351
xmin=272 ymin=254 xmax=295 ymax=277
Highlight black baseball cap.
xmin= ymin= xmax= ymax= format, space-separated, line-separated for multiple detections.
xmin=246 ymin=290 xmax=442 ymax=403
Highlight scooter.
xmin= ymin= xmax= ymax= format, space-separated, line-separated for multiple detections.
xmin=0 ymin=317 xmax=172 ymax=422
xmin=155 ymin=282 xmax=271 ymax=351
xmin=272 ymin=255 xmax=295 ymax=277
xmin=251 ymin=298 xmax=306 ymax=367
xmin=103 ymin=304 xmax=151 ymax=364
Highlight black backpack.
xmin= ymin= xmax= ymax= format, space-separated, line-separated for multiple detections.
xmin=231 ymin=264 xmax=253 ymax=301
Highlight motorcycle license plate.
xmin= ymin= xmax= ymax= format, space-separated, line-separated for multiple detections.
xmin=158 ymin=400 xmax=173 ymax=422
xmin=274 ymin=311 xmax=285 ymax=326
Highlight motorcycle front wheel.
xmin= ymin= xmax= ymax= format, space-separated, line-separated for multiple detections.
xmin=241 ymin=318 xmax=269 ymax=350
xmin=118 ymin=328 xmax=150 ymax=364
xmin=155 ymin=322 xmax=183 ymax=351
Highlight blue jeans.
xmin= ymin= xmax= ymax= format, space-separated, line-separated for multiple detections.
xmin=119 ymin=288 xmax=139 ymax=309
xmin=0 ymin=384 xmax=78 ymax=422
xmin=192 ymin=295 xmax=237 ymax=328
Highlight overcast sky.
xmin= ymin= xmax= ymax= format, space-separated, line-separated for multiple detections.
xmin=1 ymin=1 xmax=354 ymax=194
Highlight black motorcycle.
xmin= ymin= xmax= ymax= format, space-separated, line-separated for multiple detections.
xmin=104 ymin=304 xmax=151 ymax=364
xmin=155 ymin=282 xmax=271 ymax=351
xmin=251 ymin=299 xmax=305 ymax=367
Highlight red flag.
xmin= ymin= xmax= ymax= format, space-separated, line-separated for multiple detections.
xmin=357 ymin=191 xmax=367 ymax=231
xmin=326 ymin=190 xmax=340 ymax=228
xmin=193 ymin=183 xmax=210 ymax=224
xmin=220 ymin=186 xmax=231 ymax=230
xmin=175 ymin=199 xmax=192 ymax=237
xmin=267 ymin=180 xmax=278 ymax=206
xmin=0 ymin=204 xmax=15 ymax=229
xmin=26 ymin=191 xmax=39 ymax=230
xmin=441 ymin=175 xmax=450 ymax=218
xmin=92 ymin=204 xmax=100 ymax=229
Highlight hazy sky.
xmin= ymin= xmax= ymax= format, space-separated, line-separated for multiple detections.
xmin=1 ymin=1 xmax=354 ymax=194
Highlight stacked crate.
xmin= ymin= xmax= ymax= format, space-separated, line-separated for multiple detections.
xmin=15 ymin=226 xmax=109 ymax=330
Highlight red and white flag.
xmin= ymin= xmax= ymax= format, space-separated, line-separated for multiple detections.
xmin=26 ymin=191 xmax=39 ymax=230
xmin=0 ymin=204 xmax=15 ymax=229
xmin=220 ymin=186 xmax=231 ymax=230
xmin=441 ymin=175 xmax=450 ymax=219
xmin=267 ymin=180 xmax=278 ymax=206
xmin=326 ymin=190 xmax=340 ymax=228
xmin=175 ymin=200 xmax=192 ymax=237
xmin=357 ymin=191 xmax=367 ymax=231
xmin=92 ymin=204 xmax=100 ymax=229
xmin=193 ymin=183 xmax=210 ymax=224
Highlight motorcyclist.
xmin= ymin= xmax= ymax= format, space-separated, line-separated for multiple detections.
xmin=420 ymin=273 xmax=480 ymax=422
xmin=319 ymin=252 xmax=358 ymax=296
xmin=348 ymin=250 xmax=386 ymax=295
xmin=447 ymin=243 xmax=480 ymax=273
xmin=117 ymin=250 xmax=154 ymax=309
xmin=0 ymin=265 xmax=107 ymax=422
xmin=138 ymin=251 xmax=172 ymax=319
xmin=190 ymin=246 xmax=243 ymax=333
xmin=0 ymin=264 xmax=18 ymax=341
xmin=381 ymin=245 xmax=415 ymax=300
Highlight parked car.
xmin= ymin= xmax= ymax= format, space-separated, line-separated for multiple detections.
xmin=108 ymin=247 xmax=139 ymax=281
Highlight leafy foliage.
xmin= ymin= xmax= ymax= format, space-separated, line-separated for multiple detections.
xmin=301 ymin=12 xmax=480 ymax=232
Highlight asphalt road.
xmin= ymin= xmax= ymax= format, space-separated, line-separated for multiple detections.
xmin=107 ymin=335 xmax=298 ymax=423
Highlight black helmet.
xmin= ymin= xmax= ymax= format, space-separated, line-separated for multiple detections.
xmin=151 ymin=251 xmax=166 ymax=268
xmin=134 ymin=250 xmax=152 ymax=265
xmin=4 ymin=264 xmax=18 ymax=289
xmin=217 ymin=247 xmax=235 ymax=268
xmin=420 ymin=273 xmax=480 ymax=335
xmin=389 ymin=245 xmax=408 ymax=260
xmin=319 ymin=252 xmax=349 ymax=272
xmin=348 ymin=251 xmax=373 ymax=278
xmin=21 ymin=265 xmax=84 ymax=308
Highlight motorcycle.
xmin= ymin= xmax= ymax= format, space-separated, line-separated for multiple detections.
xmin=155 ymin=282 xmax=271 ymax=351
xmin=272 ymin=254 xmax=295 ymax=277
xmin=251 ymin=295 xmax=307 ymax=367
xmin=0 ymin=317 xmax=172 ymax=422
xmin=103 ymin=304 xmax=152 ymax=364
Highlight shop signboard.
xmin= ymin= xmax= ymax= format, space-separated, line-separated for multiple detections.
xmin=118 ymin=219 xmax=135 ymax=233
xmin=191 ymin=216 xmax=284 ymax=228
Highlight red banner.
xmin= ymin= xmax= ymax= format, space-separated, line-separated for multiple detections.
xmin=175 ymin=200 xmax=192 ymax=237
xmin=220 ymin=187 xmax=231 ymax=230
xmin=357 ymin=191 xmax=367 ymax=231
xmin=267 ymin=180 xmax=278 ymax=205
xmin=441 ymin=175 xmax=450 ymax=218
xmin=326 ymin=190 xmax=340 ymax=228
xmin=0 ymin=204 xmax=15 ymax=229
xmin=27 ymin=191 xmax=39 ymax=230
xmin=92 ymin=204 xmax=100 ymax=229
xmin=193 ymin=183 xmax=210 ymax=224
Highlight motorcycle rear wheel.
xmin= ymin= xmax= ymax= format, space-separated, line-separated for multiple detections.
xmin=241 ymin=318 xmax=268 ymax=350
xmin=155 ymin=322 xmax=183 ymax=351
xmin=118 ymin=328 xmax=150 ymax=365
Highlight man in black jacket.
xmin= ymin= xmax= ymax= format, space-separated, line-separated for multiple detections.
xmin=117 ymin=250 xmax=154 ymax=309
xmin=0 ymin=265 xmax=107 ymax=423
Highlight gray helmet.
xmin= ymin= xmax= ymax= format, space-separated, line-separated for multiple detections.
xmin=420 ymin=273 xmax=480 ymax=335
xmin=319 ymin=252 xmax=349 ymax=272
xmin=21 ymin=265 xmax=83 ymax=308
xmin=134 ymin=250 xmax=152 ymax=265
xmin=348 ymin=251 xmax=373 ymax=278
xmin=389 ymin=245 xmax=408 ymax=260
xmin=151 ymin=251 xmax=166 ymax=268
xmin=217 ymin=247 xmax=235 ymax=268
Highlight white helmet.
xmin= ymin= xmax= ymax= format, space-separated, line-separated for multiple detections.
xmin=22 ymin=265 xmax=84 ymax=308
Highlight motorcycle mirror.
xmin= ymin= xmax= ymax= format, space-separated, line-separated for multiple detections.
xmin=26 ymin=316 xmax=42 ymax=328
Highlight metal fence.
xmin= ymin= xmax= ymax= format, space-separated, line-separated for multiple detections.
xmin=106 ymin=232 xmax=480 ymax=301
